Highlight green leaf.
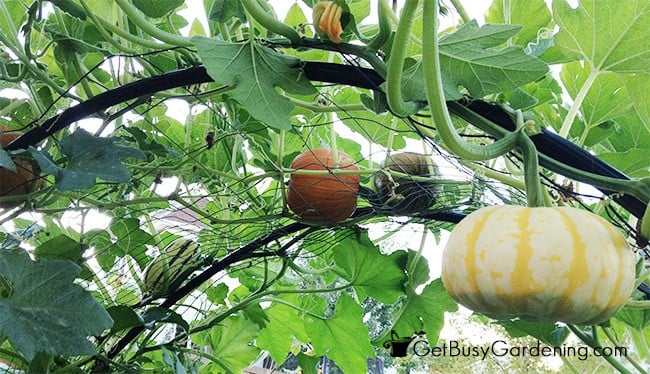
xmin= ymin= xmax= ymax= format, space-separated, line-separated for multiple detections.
xmin=296 ymin=353 xmax=320 ymax=374
xmin=86 ymin=230 xmax=116 ymax=272
xmin=553 ymin=0 xmax=650 ymax=72
xmin=332 ymin=231 xmax=407 ymax=304
xmin=0 ymin=250 xmax=113 ymax=360
xmin=609 ymin=112 xmax=650 ymax=151
xmin=192 ymin=37 xmax=317 ymax=130
xmin=485 ymin=0 xmax=552 ymax=47
xmin=207 ymin=0 xmax=246 ymax=23
xmin=284 ymin=3 xmax=312 ymax=37
xmin=256 ymin=294 xmax=310 ymax=364
xmin=33 ymin=234 xmax=85 ymax=263
xmin=614 ymin=308 xmax=650 ymax=330
xmin=0 ymin=149 xmax=16 ymax=172
xmin=599 ymin=149 xmax=650 ymax=178
xmin=560 ymin=62 xmax=632 ymax=126
xmin=31 ymin=129 xmax=146 ymax=191
xmin=439 ymin=21 xmax=548 ymax=98
xmin=304 ymin=294 xmax=375 ymax=374
xmin=132 ymin=0 xmax=184 ymax=18
xmin=107 ymin=305 xmax=143 ymax=333
xmin=110 ymin=218 xmax=153 ymax=267
xmin=402 ymin=21 xmax=548 ymax=101
xmin=626 ymin=74 xmax=650 ymax=136
xmin=507 ymin=88 xmax=539 ymax=110
xmin=142 ymin=307 xmax=190 ymax=332
xmin=387 ymin=278 xmax=458 ymax=347
xmin=204 ymin=315 xmax=261 ymax=372
xmin=205 ymin=283 xmax=229 ymax=305
xmin=498 ymin=320 xmax=570 ymax=347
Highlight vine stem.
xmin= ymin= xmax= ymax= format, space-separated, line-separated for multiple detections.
xmin=640 ymin=204 xmax=650 ymax=242
xmin=0 ymin=32 xmax=76 ymax=99
xmin=421 ymin=0 xmax=519 ymax=161
xmin=601 ymin=326 xmax=647 ymax=373
xmin=386 ymin=0 xmax=423 ymax=117
xmin=567 ymin=324 xmax=632 ymax=374
xmin=368 ymin=0 xmax=392 ymax=51
xmin=515 ymin=113 xmax=546 ymax=207
xmin=459 ymin=159 xmax=526 ymax=190
xmin=558 ymin=66 xmax=599 ymax=139
xmin=241 ymin=0 xmax=301 ymax=43
xmin=448 ymin=0 xmax=470 ymax=23
xmin=114 ymin=0 xmax=192 ymax=47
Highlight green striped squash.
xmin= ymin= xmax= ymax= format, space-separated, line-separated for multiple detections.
xmin=143 ymin=238 xmax=201 ymax=298
xmin=441 ymin=205 xmax=636 ymax=325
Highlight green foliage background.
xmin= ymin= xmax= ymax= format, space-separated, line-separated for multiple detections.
xmin=0 ymin=0 xmax=649 ymax=373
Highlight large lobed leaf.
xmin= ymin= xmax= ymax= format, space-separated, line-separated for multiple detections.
xmin=331 ymin=232 xmax=407 ymax=304
xmin=304 ymin=294 xmax=376 ymax=374
xmin=132 ymin=0 xmax=184 ymax=18
xmin=402 ymin=21 xmax=548 ymax=101
xmin=193 ymin=37 xmax=317 ymax=131
xmin=554 ymin=0 xmax=650 ymax=73
xmin=376 ymin=253 xmax=457 ymax=347
xmin=256 ymin=294 xmax=310 ymax=364
xmin=485 ymin=0 xmax=552 ymax=47
xmin=31 ymin=129 xmax=146 ymax=191
xmin=195 ymin=315 xmax=261 ymax=373
xmin=0 ymin=250 xmax=113 ymax=360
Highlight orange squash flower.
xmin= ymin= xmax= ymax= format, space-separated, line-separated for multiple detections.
xmin=313 ymin=1 xmax=344 ymax=43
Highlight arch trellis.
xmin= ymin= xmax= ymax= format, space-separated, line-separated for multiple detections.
xmin=1 ymin=0 xmax=649 ymax=372
xmin=7 ymin=62 xmax=647 ymax=218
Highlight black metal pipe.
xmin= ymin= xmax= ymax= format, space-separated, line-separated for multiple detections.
xmin=5 ymin=62 xmax=647 ymax=218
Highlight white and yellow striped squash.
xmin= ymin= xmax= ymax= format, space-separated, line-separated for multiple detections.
xmin=441 ymin=205 xmax=636 ymax=325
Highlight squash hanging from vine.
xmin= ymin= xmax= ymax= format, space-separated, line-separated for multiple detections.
xmin=287 ymin=148 xmax=360 ymax=225
xmin=373 ymin=152 xmax=440 ymax=214
xmin=441 ymin=205 xmax=636 ymax=325
xmin=0 ymin=125 xmax=41 ymax=209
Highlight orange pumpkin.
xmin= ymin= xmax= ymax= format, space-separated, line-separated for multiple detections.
xmin=0 ymin=125 xmax=40 ymax=209
xmin=287 ymin=148 xmax=360 ymax=224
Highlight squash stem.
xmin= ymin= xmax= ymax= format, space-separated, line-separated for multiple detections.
xmin=421 ymin=0 xmax=519 ymax=161
xmin=515 ymin=111 xmax=546 ymax=208
xmin=639 ymin=204 xmax=650 ymax=243
xmin=601 ymin=326 xmax=647 ymax=373
xmin=386 ymin=0 xmax=424 ymax=117
xmin=567 ymin=324 xmax=632 ymax=374
xmin=407 ymin=227 xmax=428 ymax=278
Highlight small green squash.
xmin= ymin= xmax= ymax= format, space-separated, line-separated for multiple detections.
xmin=441 ymin=205 xmax=636 ymax=325
xmin=143 ymin=238 xmax=202 ymax=298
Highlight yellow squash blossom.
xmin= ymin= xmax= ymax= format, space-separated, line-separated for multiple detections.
xmin=313 ymin=1 xmax=344 ymax=43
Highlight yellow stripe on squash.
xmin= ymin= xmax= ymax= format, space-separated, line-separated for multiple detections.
xmin=441 ymin=205 xmax=636 ymax=325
